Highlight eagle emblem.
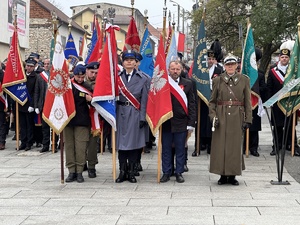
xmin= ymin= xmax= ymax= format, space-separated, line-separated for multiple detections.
xmin=48 ymin=69 xmax=69 ymax=96
xmin=150 ymin=65 xmax=167 ymax=95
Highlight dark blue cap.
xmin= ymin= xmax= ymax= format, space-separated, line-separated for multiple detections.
xmin=86 ymin=61 xmax=100 ymax=69
xmin=29 ymin=52 xmax=40 ymax=59
xmin=73 ymin=64 xmax=86 ymax=75
xmin=25 ymin=58 xmax=37 ymax=66
xmin=135 ymin=52 xmax=143 ymax=62
xmin=121 ymin=50 xmax=136 ymax=61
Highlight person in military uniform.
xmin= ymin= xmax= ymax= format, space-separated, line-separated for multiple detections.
xmin=115 ymin=50 xmax=149 ymax=183
xmin=0 ymin=63 xmax=8 ymax=150
xmin=266 ymin=45 xmax=300 ymax=156
xmin=192 ymin=50 xmax=222 ymax=157
xmin=64 ymin=64 xmax=92 ymax=183
xmin=160 ymin=60 xmax=196 ymax=183
xmin=17 ymin=58 xmax=38 ymax=151
xmin=85 ymin=61 xmax=99 ymax=178
xmin=209 ymin=55 xmax=252 ymax=185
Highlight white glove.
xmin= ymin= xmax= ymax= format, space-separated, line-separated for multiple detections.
xmin=28 ymin=106 xmax=34 ymax=113
xmin=35 ymin=108 xmax=40 ymax=114
xmin=187 ymin=126 xmax=194 ymax=132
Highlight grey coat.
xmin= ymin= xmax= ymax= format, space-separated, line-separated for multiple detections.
xmin=208 ymin=72 xmax=252 ymax=176
xmin=116 ymin=69 xmax=149 ymax=150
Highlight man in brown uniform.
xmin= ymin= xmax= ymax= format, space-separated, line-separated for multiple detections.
xmin=209 ymin=55 xmax=252 ymax=186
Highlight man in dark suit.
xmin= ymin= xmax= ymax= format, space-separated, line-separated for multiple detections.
xmin=160 ymin=60 xmax=196 ymax=183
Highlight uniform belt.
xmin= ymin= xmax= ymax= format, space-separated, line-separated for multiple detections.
xmin=217 ymin=101 xmax=244 ymax=106
xmin=117 ymin=101 xmax=131 ymax=106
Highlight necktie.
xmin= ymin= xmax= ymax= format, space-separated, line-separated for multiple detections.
xmin=126 ymin=74 xmax=131 ymax=82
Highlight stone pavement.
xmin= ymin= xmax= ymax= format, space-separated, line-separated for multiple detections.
xmin=1 ymin=120 xmax=300 ymax=225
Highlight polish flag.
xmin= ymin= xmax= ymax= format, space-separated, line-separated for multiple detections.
xmin=42 ymin=33 xmax=76 ymax=134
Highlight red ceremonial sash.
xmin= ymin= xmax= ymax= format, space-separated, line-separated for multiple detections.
xmin=169 ymin=77 xmax=188 ymax=115
xmin=271 ymin=68 xmax=284 ymax=85
xmin=40 ymin=71 xmax=49 ymax=83
xmin=71 ymin=79 xmax=101 ymax=135
xmin=116 ymin=75 xmax=141 ymax=110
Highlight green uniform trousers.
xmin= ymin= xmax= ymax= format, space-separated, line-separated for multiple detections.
xmin=87 ymin=134 xmax=98 ymax=169
xmin=64 ymin=126 xmax=89 ymax=173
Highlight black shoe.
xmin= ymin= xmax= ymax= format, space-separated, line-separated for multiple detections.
xmin=228 ymin=176 xmax=239 ymax=185
xmin=25 ymin=146 xmax=31 ymax=151
xmin=116 ymin=171 xmax=127 ymax=183
xmin=144 ymin=149 xmax=150 ymax=153
xmin=192 ymin=150 xmax=198 ymax=157
xmin=294 ymin=150 xmax=300 ymax=157
xmin=218 ymin=175 xmax=227 ymax=185
xmin=65 ymin=173 xmax=77 ymax=182
xmin=250 ymin=150 xmax=260 ymax=157
xmin=76 ymin=173 xmax=84 ymax=183
xmin=184 ymin=164 xmax=189 ymax=172
xmin=16 ymin=144 xmax=26 ymax=150
xmin=270 ymin=150 xmax=276 ymax=156
xmin=160 ymin=174 xmax=170 ymax=183
xmin=128 ymin=173 xmax=137 ymax=183
xmin=175 ymin=173 xmax=185 ymax=183
xmin=88 ymin=169 xmax=97 ymax=178
xmin=136 ymin=163 xmax=143 ymax=171
xmin=39 ymin=147 xmax=49 ymax=153
xmin=36 ymin=143 xmax=42 ymax=148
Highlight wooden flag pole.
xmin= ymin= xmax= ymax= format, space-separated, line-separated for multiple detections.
xmin=60 ymin=132 xmax=64 ymax=184
xmin=16 ymin=102 xmax=19 ymax=150
xmin=100 ymin=125 xmax=104 ymax=155
xmin=291 ymin=112 xmax=296 ymax=156
xmin=245 ymin=129 xmax=249 ymax=157
xmin=52 ymin=130 xmax=55 ymax=153
xmin=157 ymin=126 xmax=162 ymax=183
xmin=196 ymin=97 xmax=201 ymax=155
xmin=112 ymin=129 xmax=116 ymax=181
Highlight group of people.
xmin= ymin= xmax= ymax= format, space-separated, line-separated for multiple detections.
xmin=1 ymin=40 xmax=299 ymax=186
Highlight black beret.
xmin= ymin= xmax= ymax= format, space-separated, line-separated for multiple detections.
xmin=73 ymin=64 xmax=86 ymax=75
xmin=86 ymin=61 xmax=100 ymax=70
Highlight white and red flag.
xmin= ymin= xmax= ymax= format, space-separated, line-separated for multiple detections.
xmin=146 ymin=35 xmax=173 ymax=135
xmin=42 ymin=33 xmax=76 ymax=134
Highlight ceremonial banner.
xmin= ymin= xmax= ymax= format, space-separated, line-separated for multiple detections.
xmin=278 ymin=23 xmax=300 ymax=116
xmin=2 ymin=26 xmax=28 ymax=105
xmin=85 ymin=15 xmax=102 ymax=64
xmin=177 ymin=32 xmax=185 ymax=53
xmin=79 ymin=33 xmax=88 ymax=61
xmin=92 ymin=25 xmax=120 ymax=131
xmin=123 ymin=17 xmax=140 ymax=52
xmin=146 ymin=35 xmax=173 ymax=135
xmin=191 ymin=18 xmax=210 ymax=105
xmin=64 ymin=32 xmax=79 ymax=67
xmin=139 ymin=27 xmax=154 ymax=77
xmin=166 ymin=30 xmax=178 ymax=69
xmin=87 ymin=17 xmax=103 ymax=63
xmin=241 ymin=23 xmax=259 ymax=108
xmin=42 ymin=33 xmax=76 ymax=134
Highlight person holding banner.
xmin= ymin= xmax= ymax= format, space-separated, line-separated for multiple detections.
xmin=267 ymin=45 xmax=300 ymax=156
xmin=115 ymin=50 xmax=149 ymax=183
xmin=17 ymin=58 xmax=38 ymax=151
xmin=64 ymin=64 xmax=92 ymax=183
xmin=209 ymin=55 xmax=252 ymax=185
xmin=85 ymin=61 xmax=100 ymax=178
xmin=160 ymin=60 xmax=196 ymax=183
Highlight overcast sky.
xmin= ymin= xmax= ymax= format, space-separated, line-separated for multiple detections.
xmin=58 ymin=0 xmax=195 ymax=28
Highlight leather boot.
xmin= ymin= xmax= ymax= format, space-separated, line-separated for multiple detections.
xmin=133 ymin=163 xmax=140 ymax=176
xmin=65 ymin=173 xmax=77 ymax=182
xmin=116 ymin=163 xmax=127 ymax=183
xmin=128 ymin=163 xmax=137 ymax=183
xmin=76 ymin=173 xmax=84 ymax=183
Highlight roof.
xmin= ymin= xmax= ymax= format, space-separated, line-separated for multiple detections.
xmin=34 ymin=0 xmax=85 ymax=32
xmin=148 ymin=24 xmax=161 ymax=39
xmin=71 ymin=7 xmax=98 ymax=19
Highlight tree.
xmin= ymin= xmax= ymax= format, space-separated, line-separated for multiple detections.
xmin=191 ymin=0 xmax=300 ymax=73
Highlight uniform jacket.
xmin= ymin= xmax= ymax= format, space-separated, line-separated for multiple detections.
xmin=116 ymin=68 xmax=149 ymax=150
xmin=163 ymin=77 xmax=196 ymax=133
xmin=19 ymin=71 xmax=37 ymax=113
xmin=266 ymin=66 xmax=287 ymax=127
xmin=34 ymin=74 xmax=48 ymax=112
xmin=209 ymin=72 xmax=252 ymax=176
xmin=68 ymin=80 xmax=92 ymax=127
